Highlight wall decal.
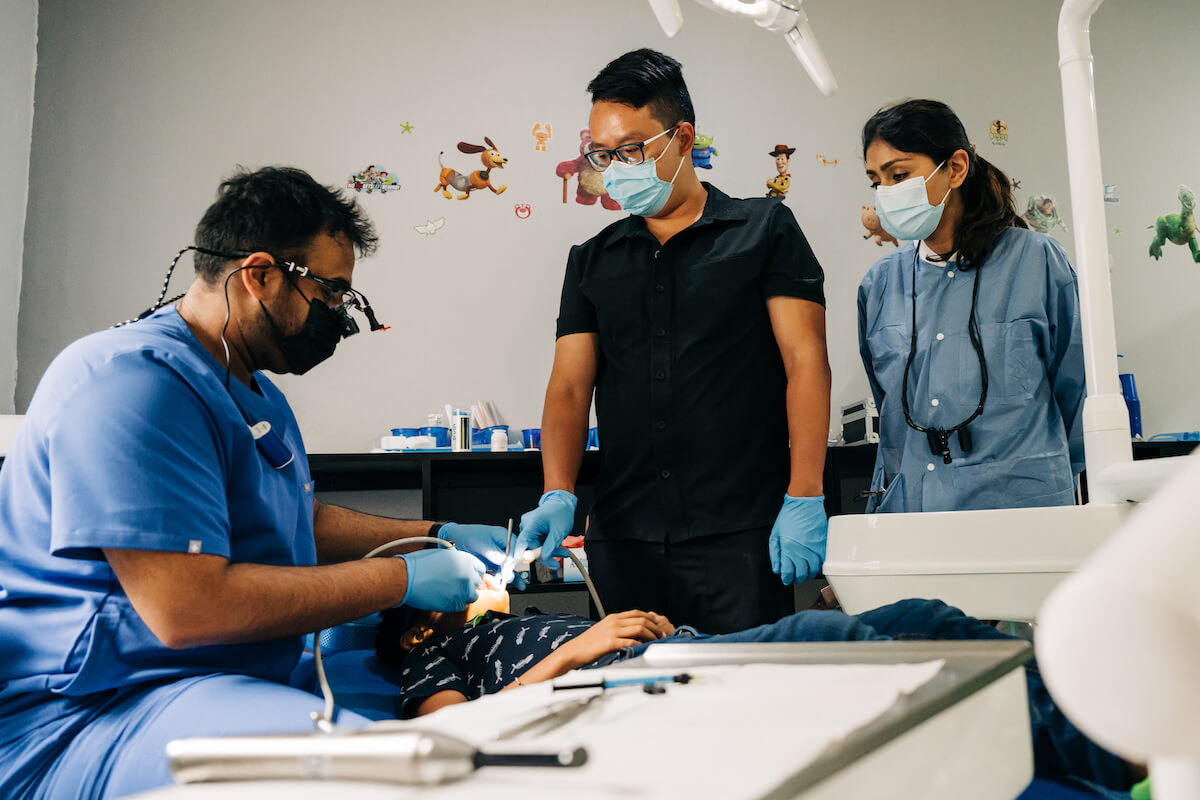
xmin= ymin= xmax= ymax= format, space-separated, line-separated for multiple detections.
xmin=767 ymin=144 xmax=795 ymax=199
xmin=413 ymin=217 xmax=446 ymax=236
xmin=1023 ymin=194 xmax=1067 ymax=234
xmin=1149 ymin=185 xmax=1199 ymax=262
xmin=691 ymin=132 xmax=719 ymax=169
xmin=347 ymin=165 xmax=399 ymax=194
xmin=989 ymin=119 xmax=1009 ymax=145
xmin=861 ymin=205 xmax=899 ymax=247
xmin=435 ymin=137 xmax=509 ymax=200
xmin=531 ymin=123 xmax=552 ymax=152
xmin=557 ymin=129 xmax=621 ymax=210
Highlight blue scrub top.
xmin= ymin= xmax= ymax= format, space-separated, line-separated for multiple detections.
xmin=0 ymin=307 xmax=317 ymax=700
xmin=857 ymin=227 xmax=1085 ymax=513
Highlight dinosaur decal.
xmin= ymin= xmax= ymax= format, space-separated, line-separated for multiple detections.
xmin=1149 ymin=185 xmax=1200 ymax=262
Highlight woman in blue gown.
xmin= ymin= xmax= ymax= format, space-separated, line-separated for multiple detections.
xmin=858 ymin=99 xmax=1085 ymax=513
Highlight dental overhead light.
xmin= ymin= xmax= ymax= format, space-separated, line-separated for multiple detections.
xmin=647 ymin=0 xmax=838 ymax=96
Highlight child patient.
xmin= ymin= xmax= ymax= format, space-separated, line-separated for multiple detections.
xmin=377 ymin=590 xmax=1139 ymax=797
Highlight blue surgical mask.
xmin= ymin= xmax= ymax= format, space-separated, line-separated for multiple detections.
xmin=602 ymin=129 xmax=684 ymax=217
xmin=874 ymin=161 xmax=951 ymax=241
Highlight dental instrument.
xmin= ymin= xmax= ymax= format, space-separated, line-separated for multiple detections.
xmin=520 ymin=546 xmax=607 ymax=618
xmin=167 ymin=728 xmax=586 ymax=786
xmin=553 ymin=673 xmax=693 ymax=692
xmin=493 ymin=693 xmax=608 ymax=741
xmin=308 ymin=535 xmax=457 ymax=732
xmin=497 ymin=518 xmax=516 ymax=591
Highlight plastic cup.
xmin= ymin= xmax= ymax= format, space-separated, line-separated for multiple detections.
xmin=419 ymin=426 xmax=451 ymax=447
xmin=522 ymin=428 xmax=541 ymax=450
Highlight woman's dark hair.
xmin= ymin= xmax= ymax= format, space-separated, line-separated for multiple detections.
xmin=193 ymin=166 xmax=378 ymax=282
xmin=862 ymin=99 xmax=1025 ymax=268
xmin=587 ymin=48 xmax=696 ymax=129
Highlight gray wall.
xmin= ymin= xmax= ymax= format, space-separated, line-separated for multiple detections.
xmin=17 ymin=0 xmax=1200 ymax=451
xmin=0 ymin=0 xmax=37 ymax=414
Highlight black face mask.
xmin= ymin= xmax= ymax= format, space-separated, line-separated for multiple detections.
xmin=261 ymin=290 xmax=344 ymax=375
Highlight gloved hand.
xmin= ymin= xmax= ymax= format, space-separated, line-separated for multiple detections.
xmin=436 ymin=522 xmax=509 ymax=571
xmin=399 ymin=548 xmax=486 ymax=611
xmin=769 ymin=494 xmax=828 ymax=586
xmin=514 ymin=490 xmax=577 ymax=568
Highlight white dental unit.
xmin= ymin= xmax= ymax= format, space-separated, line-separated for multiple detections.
xmin=128 ymin=1 xmax=1183 ymax=798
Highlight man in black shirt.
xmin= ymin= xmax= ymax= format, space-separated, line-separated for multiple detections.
xmin=515 ymin=49 xmax=831 ymax=633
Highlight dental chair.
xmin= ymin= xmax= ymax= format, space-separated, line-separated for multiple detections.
xmin=295 ymin=614 xmax=403 ymax=721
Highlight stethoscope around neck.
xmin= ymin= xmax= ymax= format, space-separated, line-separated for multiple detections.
xmin=900 ymin=247 xmax=989 ymax=464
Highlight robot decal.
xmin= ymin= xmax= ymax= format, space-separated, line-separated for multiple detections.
xmin=767 ymin=144 xmax=795 ymax=199
xmin=556 ymin=129 xmax=621 ymax=211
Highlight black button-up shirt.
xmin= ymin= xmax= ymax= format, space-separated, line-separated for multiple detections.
xmin=556 ymin=184 xmax=824 ymax=543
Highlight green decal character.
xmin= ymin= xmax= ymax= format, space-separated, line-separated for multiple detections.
xmin=691 ymin=132 xmax=719 ymax=169
xmin=1149 ymin=184 xmax=1200 ymax=262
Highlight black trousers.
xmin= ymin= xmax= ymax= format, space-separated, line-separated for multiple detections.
xmin=585 ymin=527 xmax=795 ymax=634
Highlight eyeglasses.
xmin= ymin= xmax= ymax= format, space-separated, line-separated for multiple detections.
xmin=584 ymin=126 xmax=678 ymax=172
xmin=275 ymin=260 xmax=387 ymax=336
xmin=194 ymin=246 xmax=388 ymax=336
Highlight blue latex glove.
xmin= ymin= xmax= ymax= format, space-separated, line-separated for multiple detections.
xmin=769 ymin=494 xmax=828 ymax=586
xmin=399 ymin=548 xmax=486 ymax=611
xmin=514 ymin=490 xmax=577 ymax=568
xmin=436 ymin=522 xmax=508 ymax=571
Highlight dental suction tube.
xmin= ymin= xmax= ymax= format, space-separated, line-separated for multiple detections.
xmin=167 ymin=729 xmax=586 ymax=786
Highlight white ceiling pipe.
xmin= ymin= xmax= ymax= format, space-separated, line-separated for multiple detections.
xmin=1057 ymin=0 xmax=1132 ymax=503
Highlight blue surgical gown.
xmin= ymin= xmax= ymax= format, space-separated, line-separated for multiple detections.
xmin=857 ymin=227 xmax=1085 ymax=513
xmin=0 ymin=307 xmax=322 ymax=795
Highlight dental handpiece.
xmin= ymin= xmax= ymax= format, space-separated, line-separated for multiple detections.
xmin=167 ymin=729 xmax=586 ymax=786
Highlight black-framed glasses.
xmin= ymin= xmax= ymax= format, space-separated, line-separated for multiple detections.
xmin=272 ymin=259 xmax=387 ymax=336
xmin=584 ymin=126 xmax=678 ymax=172
xmin=116 ymin=245 xmax=389 ymax=334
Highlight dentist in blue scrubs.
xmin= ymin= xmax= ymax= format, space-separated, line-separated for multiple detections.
xmin=0 ymin=166 xmax=510 ymax=799
xmin=858 ymin=99 xmax=1085 ymax=513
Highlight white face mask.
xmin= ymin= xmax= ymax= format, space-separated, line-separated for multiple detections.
xmin=874 ymin=161 xmax=951 ymax=241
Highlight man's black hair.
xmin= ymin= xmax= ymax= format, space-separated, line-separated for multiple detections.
xmin=586 ymin=48 xmax=695 ymax=128
xmin=193 ymin=166 xmax=379 ymax=282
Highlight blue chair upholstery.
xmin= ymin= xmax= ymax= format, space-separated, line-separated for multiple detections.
xmin=296 ymin=614 xmax=404 ymax=721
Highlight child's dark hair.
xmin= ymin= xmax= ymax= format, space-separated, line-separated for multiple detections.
xmin=193 ymin=166 xmax=378 ymax=282
xmin=587 ymin=48 xmax=695 ymax=129
xmin=862 ymin=99 xmax=1026 ymax=268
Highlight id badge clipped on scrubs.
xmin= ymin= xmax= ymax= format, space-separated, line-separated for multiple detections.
xmin=249 ymin=421 xmax=294 ymax=470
